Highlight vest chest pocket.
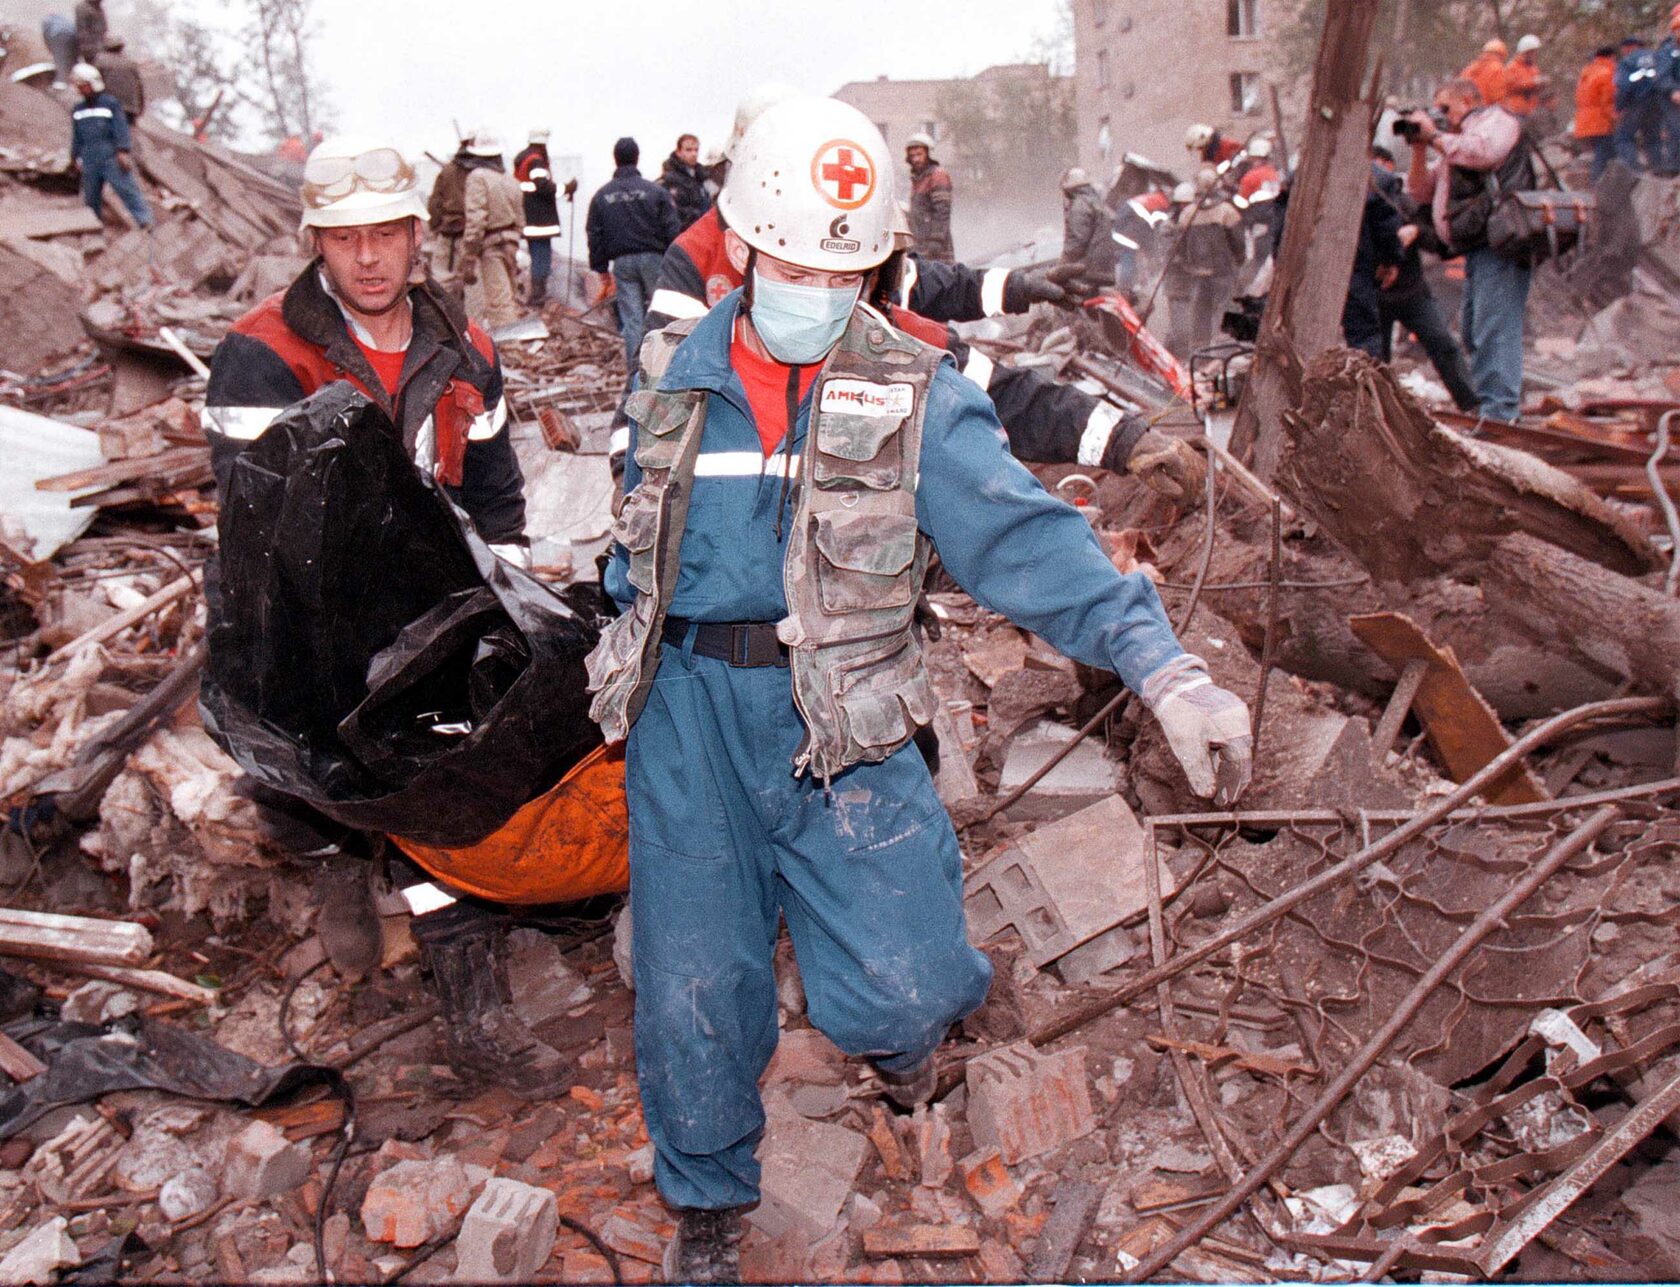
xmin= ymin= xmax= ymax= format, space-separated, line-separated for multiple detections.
xmin=813 ymin=411 xmax=905 ymax=491
xmin=836 ymin=639 xmax=940 ymax=751
xmin=612 ymin=486 xmax=663 ymax=593
xmin=812 ymin=509 xmax=918 ymax=614
xmin=629 ymin=390 xmax=700 ymax=471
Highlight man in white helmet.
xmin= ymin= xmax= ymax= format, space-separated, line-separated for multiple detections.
xmin=203 ymin=137 xmax=565 ymax=1095
xmin=459 ymin=130 xmax=525 ymax=330
xmin=590 ymin=96 xmax=1251 ymax=1283
xmin=1186 ymin=120 xmax=1242 ymax=166
xmin=1058 ymin=164 xmax=1117 ymax=288
xmin=904 ymin=129 xmax=955 ymax=261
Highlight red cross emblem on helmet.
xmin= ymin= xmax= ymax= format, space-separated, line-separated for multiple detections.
xmin=810 ymin=139 xmax=877 ymax=212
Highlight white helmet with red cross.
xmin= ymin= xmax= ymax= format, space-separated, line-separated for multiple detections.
xmin=718 ymin=95 xmax=894 ymax=272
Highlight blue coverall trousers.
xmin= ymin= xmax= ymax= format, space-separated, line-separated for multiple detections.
xmin=626 ymin=635 xmax=993 ymax=1212
xmin=610 ymin=250 xmax=664 ymax=369
xmin=81 ymin=151 xmax=153 ymax=229
xmin=1460 ymin=244 xmax=1531 ymax=424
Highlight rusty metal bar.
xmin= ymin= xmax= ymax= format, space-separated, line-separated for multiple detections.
xmin=1029 ymin=699 xmax=1668 ymax=1051
xmin=1475 ymin=1060 xmax=1680 ymax=1275
xmin=1122 ymin=804 xmax=1621 ymax=1283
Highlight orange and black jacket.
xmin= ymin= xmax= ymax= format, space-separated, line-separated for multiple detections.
xmin=204 ymin=263 xmax=526 ymax=548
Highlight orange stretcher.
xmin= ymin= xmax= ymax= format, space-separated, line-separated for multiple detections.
xmin=391 ymin=743 xmax=630 ymax=905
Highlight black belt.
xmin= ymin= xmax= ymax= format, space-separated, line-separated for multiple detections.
xmin=663 ymin=616 xmax=789 ymax=667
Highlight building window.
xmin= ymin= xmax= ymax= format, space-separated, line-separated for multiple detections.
xmin=1228 ymin=0 xmax=1258 ymax=37
xmin=1093 ymin=0 xmax=1106 ymax=27
xmin=1097 ymin=116 xmax=1112 ymax=161
xmin=1230 ymin=72 xmax=1262 ymax=115
xmin=1096 ymin=49 xmax=1109 ymax=90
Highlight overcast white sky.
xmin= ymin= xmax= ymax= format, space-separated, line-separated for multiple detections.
xmin=266 ymin=0 xmax=1064 ymax=193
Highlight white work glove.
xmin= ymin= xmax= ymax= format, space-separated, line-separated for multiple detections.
xmin=1141 ymin=654 xmax=1253 ymax=807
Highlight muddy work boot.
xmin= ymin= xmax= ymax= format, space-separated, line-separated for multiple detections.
xmin=875 ymin=1053 xmax=938 ymax=1111
xmin=663 ymin=1206 xmax=744 ymax=1285
xmin=412 ymin=902 xmax=570 ymax=1099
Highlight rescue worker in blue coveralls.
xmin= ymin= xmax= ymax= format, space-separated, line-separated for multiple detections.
xmin=587 ymin=96 xmax=1254 ymax=1285
xmin=69 ymin=62 xmax=152 ymax=230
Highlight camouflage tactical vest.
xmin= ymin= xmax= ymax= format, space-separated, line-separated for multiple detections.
xmin=585 ymin=304 xmax=944 ymax=782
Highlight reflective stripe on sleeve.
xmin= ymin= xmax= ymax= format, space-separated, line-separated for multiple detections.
xmin=980 ymin=267 xmax=1010 ymax=316
xmin=609 ymin=426 xmax=630 ymax=455
xmin=1113 ymin=230 xmax=1140 ymax=250
xmin=202 ymin=405 xmax=287 ymax=441
xmin=72 ymin=106 xmax=113 ymax=120
xmin=897 ymin=256 xmax=919 ymax=308
xmin=1077 ymin=402 xmax=1124 ymax=467
xmin=520 ymin=181 xmax=537 ymax=192
xmin=523 ymin=224 xmax=562 ymax=237
xmin=647 ymin=287 xmax=708 ymax=320
xmin=468 ymin=398 xmax=509 ymax=441
xmin=692 ymin=451 xmax=801 ymax=478
xmin=961 ymin=347 xmax=994 ymax=390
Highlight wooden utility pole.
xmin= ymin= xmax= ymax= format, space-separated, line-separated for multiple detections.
xmin=1227 ymin=0 xmax=1383 ymax=480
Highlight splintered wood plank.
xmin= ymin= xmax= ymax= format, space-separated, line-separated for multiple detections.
xmin=1350 ymin=612 xmax=1547 ymax=804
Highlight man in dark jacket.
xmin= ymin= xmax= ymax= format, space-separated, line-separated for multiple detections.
xmin=96 ymin=36 xmax=142 ymax=123
xmin=1615 ymin=36 xmax=1666 ymax=172
xmin=1058 ymin=166 xmax=1118 ymax=290
xmin=586 ymin=136 xmax=680 ymax=365
xmin=514 ymin=129 xmax=572 ymax=307
xmin=70 ymin=63 xmax=151 ymax=229
xmin=905 ymin=132 xmax=955 ymax=262
xmin=73 ymin=0 xmax=106 ymax=61
xmin=658 ymin=133 xmax=711 ymax=230
xmin=426 ymin=137 xmax=471 ymax=299
xmin=1340 ymin=175 xmax=1406 ymax=357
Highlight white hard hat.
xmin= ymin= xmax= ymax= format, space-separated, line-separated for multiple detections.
xmin=466 ymin=128 xmax=501 ymax=157
xmin=718 ymin=96 xmax=894 ymax=272
xmin=1195 ymin=166 xmax=1218 ymax=194
xmin=528 ymin=127 xmax=550 ymax=144
xmin=1060 ymin=166 xmax=1089 ymax=191
xmin=1515 ymin=33 xmax=1541 ymax=54
xmin=299 ymin=135 xmax=429 ymax=230
xmin=1171 ymin=181 xmax=1195 ymax=203
xmin=1185 ymin=123 xmax=1214 ymax=151
xmin=905 ymin=132 xmax=935 ymax=152
xmin=71 ymin=62 xmax=103 ymax=92
xmin=724 ymin=82 xmax=800 ymax=161
xmin=1246 ymin=136 xmax=1273 ymax=159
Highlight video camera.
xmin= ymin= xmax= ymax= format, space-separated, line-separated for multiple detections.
xmin=1392 ymin=106 xmax=1450 ymax=142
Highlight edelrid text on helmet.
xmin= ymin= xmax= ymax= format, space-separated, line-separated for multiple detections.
xmin=717 ymin=96 xmax=894 ymax=272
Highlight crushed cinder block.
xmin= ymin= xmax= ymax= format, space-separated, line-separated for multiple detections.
xmin=996 ymin=719 xmax=1118 ymax=820
xmin=360 ymin=1155 xmax=476 ymax=1248
xmin=1055 ymin=923 xmax=1145 ymax=984
xmin=224 ymin=1119 xmax=310 ymax=1201
xmin=959 ymin=1145 xmax=1022 ymax=1218
xmin=750 ymin=1093 xmax=869 ymax=1240
xmin=965 ymin=795 xmax=1172 ymax=967
xmin=916 ymin=1105 xmax=953 ymax=1189
xmin=455 ymin=1177 xmax=559 ymax=1283
xmin=966 ymin=1040 xmax=1096 ymax=1164
xmin=0 ymin=1216 xmax=81 ymax=1285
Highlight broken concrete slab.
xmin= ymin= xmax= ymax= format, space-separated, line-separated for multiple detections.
xmin=360 ymin=1155 xmax=477 ymax=1248
xmin=455 ymin=1177 xmax=559 ymax=1283
xmin=224 ymin=1119 xmax=310 ymax=1201
xmin=0 ymin=195 xmax=101 ymax=239
xmin=0 ymin=1216 xmax=80 ymax=1285
xmin=750 ymin=1092 xmax=869 ymax=1241
xmin=965 ymin=794 xmax=1168 ymax=968
xmin=958 ymin=1145 xmax=1022 ymax=1218
xmin=966 ymin=1040 xmax=1096 ymax=1164
xmin=0 ymin=243 xmax=84 ymax=377
xmin=995 ymin=718 xmax=1118 ymax=821
xmin=504 ymin=926 xmax=591 ymax=1028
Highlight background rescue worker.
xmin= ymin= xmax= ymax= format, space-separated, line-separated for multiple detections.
xmin=1660 ymin=6 xmax=1680 ymax=177
xmin=1166 ymin=169 xmax=1243 ymax=356
xmin=42 ymin=14 xmax=78 ymax=86
xmin=594 ymin=97 xmax=1251 ymax=1283
xmin=1184 ymin=122 xmax=1242 ymax=167
xmin=513 ymin=127 xmax=567 ymax=307
xmin=426 ymin=136 xmax=472 ymax=299
xmin=586 ymin=135 xmax=681 ymax=366
xmin=1575 ymin=45 xmax=1620 ymax=180
xmin=1058 ymin=166 xmax=1119 ymax=291
xmin=1504 ymin=34 xmax=1549 ymax=120
xmin=73 ymin=0 xmax=105 ymax=62
xmin=659 ymin=132 xmax=712 ymax=230
xmin=1615 ymin=36 xmax=1665 ymax=172
xmin=69 ymin=64 xmax=151 ymax=230
xmin=97 ymin=36 xmax=143 ymax=125
xmin=1111 ymin=186 xmax=1172 ymax=296
xmin=904 ymin=131 xmax=955 ymax=262
xmin=1460 ymin=37 xmax=1509 ymax=109
xmin=200 ymin=137 xmax=570 ymax=1096
xmin=459 ymin=130 xmax=524 ymax=331
xmin=1369 ymin=147 xmax=1479 ymax=412
xmin=1405 ymin=78 xmax=1534 ymax=423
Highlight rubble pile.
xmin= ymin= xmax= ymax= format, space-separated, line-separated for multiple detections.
xmin=2 ymin=59 xmax=1680 ymax=1284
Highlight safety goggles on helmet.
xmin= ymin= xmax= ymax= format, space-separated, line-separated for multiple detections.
xmin=300 ymin=147 xmax=415 ymax=208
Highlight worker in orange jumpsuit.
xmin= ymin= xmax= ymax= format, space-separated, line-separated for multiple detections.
xmin=1575 ymin=45 xmax=1620 ymax=179
xmin=1504 ymin=34 xmax=1549 ymax=117
xmin=1460 ymin=37 xmax=1510 ymax=108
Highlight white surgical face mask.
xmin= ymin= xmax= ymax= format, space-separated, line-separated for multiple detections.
xmin=748 ymin=270 xmax=859 ymax=364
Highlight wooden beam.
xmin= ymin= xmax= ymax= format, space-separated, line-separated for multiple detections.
xmin=0 ymin=908 xmax=153 ymax=966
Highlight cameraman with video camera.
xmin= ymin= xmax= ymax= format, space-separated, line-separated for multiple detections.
xmin=1402 ymin=78 xmax=1534 ymax=424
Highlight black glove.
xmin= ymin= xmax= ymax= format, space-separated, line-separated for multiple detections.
xmin=563 ymin=177 xmax=579 ymax=200
xmin=1004 ymin=268 xmax=1074 ymax=312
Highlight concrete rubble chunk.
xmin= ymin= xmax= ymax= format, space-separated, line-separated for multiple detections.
xmin=0 ymin=1216 xmax=81 ymax=1285
xmin=965 ymin=794 xmax=1172 ymax=967
xmin=916 ymin=1105 xmax=953 ymax=1189
xmin=749 ymin=1093 xmax=869 ymax=1240
xmin=224 ymin=1119 xmax=310 ymax=1202
xmin=966 ymin=1040 xmax=1096 ymax=1165
xmin=360 ymin=1154 xmax=476 ymax=1248
xmin=958 ymin=1145 xmax=1022 ymax=1218
xmin=504 ymin=926 xmax=592 ymax=1027
xmin=454 ymin=1176 xmax=558 ymax=1283
xmin=995 ymin=719 xmax=1118 ymax=820
xmin=596 ymin=1214 xmax=665 ymax=1265
xmin=159 ymin=1166 xmax=220 ymax=1221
